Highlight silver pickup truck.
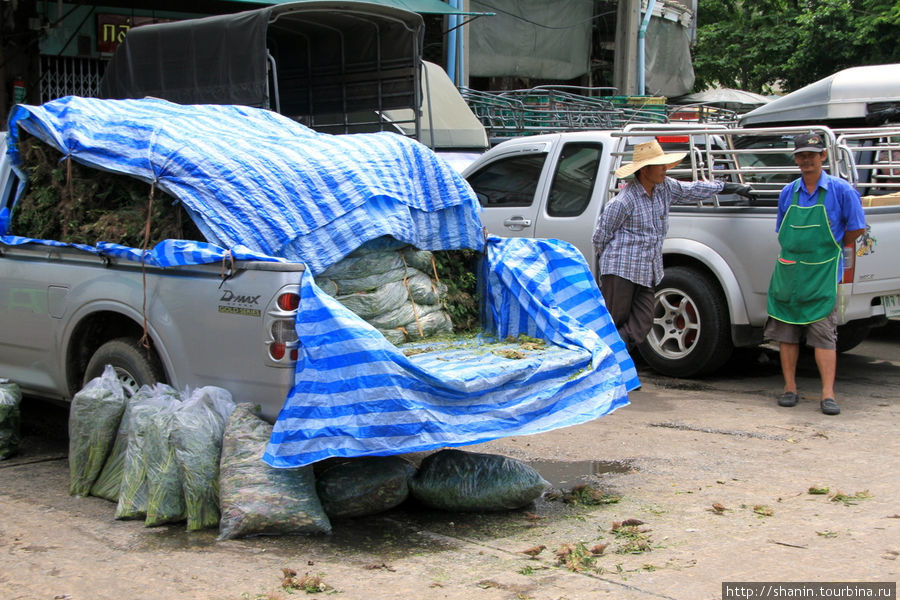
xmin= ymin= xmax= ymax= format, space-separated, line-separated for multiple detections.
xmin=0 ymin=133 xmax=304 ymax=420
xmin=463 ymin=123 xmax=900 ymax=377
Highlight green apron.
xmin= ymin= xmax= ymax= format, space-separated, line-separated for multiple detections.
xmin=767 ymin=186 xmax=841 ymax=325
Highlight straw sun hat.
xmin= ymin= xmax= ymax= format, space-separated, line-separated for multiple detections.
xmin=615 ymin=140 xmax=687 ymax=178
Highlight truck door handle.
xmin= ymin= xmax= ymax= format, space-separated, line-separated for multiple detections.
xmin=503 ymin=216 xmax=532 ymax=230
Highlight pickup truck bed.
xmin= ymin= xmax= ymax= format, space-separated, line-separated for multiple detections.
xmin=0 ymin=239 xmax=305 ymax=420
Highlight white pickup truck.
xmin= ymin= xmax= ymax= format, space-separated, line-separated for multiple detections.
xmin=463 ymin=123 xmax=900 ymax=376
xmin=0 ymin=132 xmax=306 ymax=420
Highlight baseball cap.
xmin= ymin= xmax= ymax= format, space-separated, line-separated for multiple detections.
xmin=792 ymin=133 xmax=826 ymax=154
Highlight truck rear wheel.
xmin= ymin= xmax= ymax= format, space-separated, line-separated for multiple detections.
xmin=836 ymin=321 xmax=871 ymax=353
xmin=637 ymin=266 xmax=733 ymax=377
xmin=82 ymin=337 xmax=165 ymax=397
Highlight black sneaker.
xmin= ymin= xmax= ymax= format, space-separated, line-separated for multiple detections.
xmin=820 ymin=398 xmax=840 ymax=415
xmin=777 ymin=391 xmax=799 ymax=407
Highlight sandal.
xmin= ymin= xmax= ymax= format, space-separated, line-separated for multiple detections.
xmin=777 ymin=391 xmax=799 ymax=407
xmin=820 ymin=398 xmax=840 ymax=415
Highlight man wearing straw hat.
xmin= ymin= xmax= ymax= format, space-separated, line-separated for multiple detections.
xmin=592 ymin=140 xmax=751 ymax=349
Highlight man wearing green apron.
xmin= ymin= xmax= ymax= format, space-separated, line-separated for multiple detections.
xmin=765 ymin=133 xmax=866 ymax=415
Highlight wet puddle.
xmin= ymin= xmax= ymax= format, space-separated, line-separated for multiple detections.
xmin=528 ymin=459 xmax=636 ymax=488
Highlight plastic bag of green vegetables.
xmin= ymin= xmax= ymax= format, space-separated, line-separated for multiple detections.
xmin=115 ymin=384 xmax=181 ymax=520
xmin=170 ymin=386 xmax=235 ymax=531
xmin=143 ymin=396 xmax=185 ymax=527
xmin=409 ymin=449 xmax=550 ymax=512
xmin=0 ymin=379 xmax=22 ymax=460
xmin=315 ymin=456 xmax=417 ymax=519
xmin=68 ymin=365 xmax=127 ymax=496
xmin=218 ymin=403 xmax=331 ymax=539
xmin=90 ymin=390 xmax=141 ymax=502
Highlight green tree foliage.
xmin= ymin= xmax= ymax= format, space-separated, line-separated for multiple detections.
xmin=692 ymin=0 xmax=900 ymax=94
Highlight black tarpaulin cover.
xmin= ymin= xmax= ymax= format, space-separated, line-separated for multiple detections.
xmin=99 ymin=1 xmax=424 ymax=118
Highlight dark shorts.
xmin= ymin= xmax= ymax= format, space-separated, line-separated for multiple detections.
xmin=763 ymin=305 xmax=839 ymax=350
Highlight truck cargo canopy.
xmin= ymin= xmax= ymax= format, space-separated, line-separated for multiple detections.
xmin=740 ymin=64 xmax=900 ymax=127
xmin=99 ymin=1 xmax=425 ymax=134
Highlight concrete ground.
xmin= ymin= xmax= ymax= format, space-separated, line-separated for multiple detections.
xmin=1 ymin=324 xmax=898 ymax=600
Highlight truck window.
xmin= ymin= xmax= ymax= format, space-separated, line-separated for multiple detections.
xmin=467 ymin=153 xmax=547 ymax=207
xmin=547 ymin=143 xmax=602 ymax=217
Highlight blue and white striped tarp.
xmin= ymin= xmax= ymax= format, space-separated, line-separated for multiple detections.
xmin=6 ymin=96 xmax=485 ymax=273
xmin=263 ymin=235 xmax=636 ymax=468
xmin=4 ymin=98 xmax=636 ymax=467
xmin=0 ymin=236 xmax=285 ymax=267
xmin=483 ymin=236 xmax=639 ymax=390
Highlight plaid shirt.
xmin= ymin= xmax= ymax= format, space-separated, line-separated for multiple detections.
xmin=592 ymin=177 xmax=723 ymax=287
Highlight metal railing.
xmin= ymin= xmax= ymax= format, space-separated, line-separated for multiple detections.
xmin=38 ymin=55 xmax=108 ymax=104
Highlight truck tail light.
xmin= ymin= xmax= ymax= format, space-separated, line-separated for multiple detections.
xmin=277 ymin=292 xmax=300 ymax=311
xmin=269 ymin=318 xmax=298 ymax=361
xmin=270 ymin=343 xmax=299 ymax=361
xmin=268 ymin=288 xmax=300 ymax=363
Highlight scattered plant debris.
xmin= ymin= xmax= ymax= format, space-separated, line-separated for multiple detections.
xmin=829 ymin=490 xmax=872 ymax=506
xmin=550 ymin=484 xmax=621 ymax=506
xmin=554 ymin=542 xmax=598 ymax=571
xmin=494 ymin=349 xmax=526 ymax=359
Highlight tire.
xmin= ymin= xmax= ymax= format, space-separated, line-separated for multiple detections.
xmin=82 ymin=337 xmax=166 ymax=397
xmin=637 ymin=266 xmax=733 ymax=377
xmin=836 ymin=321 xmax=871 ymax=354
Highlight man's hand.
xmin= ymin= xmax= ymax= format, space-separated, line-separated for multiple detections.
xmin=720 ymin=182 xmax=755 ymax=198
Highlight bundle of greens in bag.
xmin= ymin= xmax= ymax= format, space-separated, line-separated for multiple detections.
xmin=68 ymin=365 xmax=127 ymax=496
xmin=90 ymin=391 xmax=141 ymax=501
xmin=409 ymin=449 xmax=549 ymax=512
xmin=315 ymin=455 xmax=417 ymax=519
xmin=143 ymin=396 xmax=185 ymax=527
xmin=316 ymin=237 xmax=455 ymax=344
xmin=115 ymin=384 xmax=181 ymax=520
xmin=170 ymin=386 xmax=235 ymax=531
xmin=218 ymin=403 xmax=331 ymax=539
xmin=0 ymin=379 xmax=22 ymax=460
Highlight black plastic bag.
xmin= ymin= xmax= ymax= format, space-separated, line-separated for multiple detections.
xmin=315 ymin=456 xmax=417 ymax=518
xmin=409 ymin=449 xmax=549 ymax=512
